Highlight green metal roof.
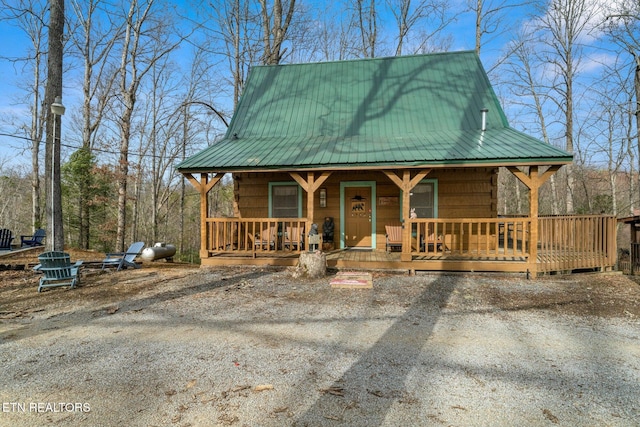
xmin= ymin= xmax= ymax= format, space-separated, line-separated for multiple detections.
xmin=178 ymin=51 xmax=572 ymax=172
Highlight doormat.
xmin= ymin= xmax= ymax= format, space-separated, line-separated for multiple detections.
xmin=330 ymin=272 xmax=373 ymax=289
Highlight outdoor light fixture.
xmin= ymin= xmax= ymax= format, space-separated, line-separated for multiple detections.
xmin=319 ymin=188 xmax=327 ymax=208
xmin=51 ymin=96 xmax=66 ymax=116
xmin=50 ymin=96 xmax=65 ymax=251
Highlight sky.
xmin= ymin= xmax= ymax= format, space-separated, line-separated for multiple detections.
xmin=0 ymin=0 xmax=619 ymax=171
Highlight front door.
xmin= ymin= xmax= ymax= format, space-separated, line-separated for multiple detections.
xmin=344 ymin=187 xmax=372 ymax=248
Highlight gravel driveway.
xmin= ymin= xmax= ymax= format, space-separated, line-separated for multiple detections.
xmin=1 ymin=267 xmax=639 ymax=426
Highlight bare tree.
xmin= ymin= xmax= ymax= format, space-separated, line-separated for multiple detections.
xmin=589 ymin=51 xmax=638 ymax=216
xmin=354 ymin=0 xmax=378 ymax=57
xmin=144 ymin=56 xmax=188 ymax=243
xmin=208 ymin=0 xmax=260 ymax=106
xmin=535 ymin=0 xmax=601 ymax=214
xmin=0 ymin=162 xmax=31 ymax=232
xmin=504 ymin=30 xmax=560 ymax=214
xmin=113 ymin=0 xmax=181 ymax=252
xmin=68 ymin=0 xmax=122 ymax=248
xmin=469 ymin=0 xmax=533 ymax=55
xmin=312 ymin=5 xmax=356 ymax=61
xmin=389 ymin=0 xmax=453 ymax=56
xmin=0 ymin=0 xmax=48 ymax=233
xmin=258 ymin=0 xmax=296 ymax=65
xmin=602 ymin=1 xmax=640 ymax=212
xmin=625 ymin=94 xmax=638 ymax=214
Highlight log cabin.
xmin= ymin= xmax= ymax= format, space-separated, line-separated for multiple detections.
xmin=177 ymin=51 xmax=617 ymax=275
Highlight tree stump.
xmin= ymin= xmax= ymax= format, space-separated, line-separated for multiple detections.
xmin=294 ymin=251 xmax=327 ymax=279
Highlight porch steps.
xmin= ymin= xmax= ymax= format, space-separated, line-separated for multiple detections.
xmin=330 ymin=271 xmax=373 ymax=289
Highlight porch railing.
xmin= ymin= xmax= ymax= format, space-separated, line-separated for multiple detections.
xmin=408 ymin=218 xmax=531 ymax=258
xmin=537 ymin=215 xmax=616 ymax=273
xmin=203 ymin=215 xmax=616 ymax=273
xmin=205 ymin=218 xmax=308 ymax=254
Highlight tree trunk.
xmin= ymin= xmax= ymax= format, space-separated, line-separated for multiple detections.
xmin=635 ymin=55 xmax=640 ymax=211
xmin=475 ymin=0 xmax=482 ymax=54
xmin=30 ymin=66 xmax=42 ymax=231
xmin=116 ymin=103 xmax=132 ymax=252
xmin=45 ymin=0 xmax=65 ymax=252
xmin=131 ymin=159 xmax=143 ymax=243
xmin=259 ymin=0 xmax=296 ymax=65
xmin=295 ymin=252 xmax=327 ymax=278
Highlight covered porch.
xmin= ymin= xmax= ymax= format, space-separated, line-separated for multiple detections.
xmin=184 ymin=161 xmax=618 ymax=276
xmin=196 ymin=215 xmax=617 ymax=275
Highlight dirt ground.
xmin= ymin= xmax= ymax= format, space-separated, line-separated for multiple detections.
xmin=1 ymin=248 xmax=639 ymax=426
xmin=0 ymin=248 xmax=200 ymax=320
xmin=1 ymin=247 xmax=639 ymax=320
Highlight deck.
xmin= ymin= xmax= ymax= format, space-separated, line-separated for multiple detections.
xmin=201 ymin=247 xmax=616 ymax=275
xmin=199 ymin=215 xmax=617 ymax=275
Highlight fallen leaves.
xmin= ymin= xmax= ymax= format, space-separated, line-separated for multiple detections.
xmin=227 ymin=384 xmax=273 ymax=393
xmin=0 ymin=308 xmax=44 ymax=319
xmin=320 ymin=386 xmax=344 ymax=396
xmin=543 ymin=408 xmax=559 ymax=424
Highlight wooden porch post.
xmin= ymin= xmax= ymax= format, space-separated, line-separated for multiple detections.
xmin=529 ymin=167 xmax=539 ymax=276
xmin=507 ymin=165 xmax=561 ymax=276
xmin=290 ymin=171 xmax=332 ymax=239
xmin=383 ymin=169 xmax=431 ymax=262
xmin=307 ymin=173 xmax=315 ymax=237
xmin=184 ymin=172 xmax=222 ymax=259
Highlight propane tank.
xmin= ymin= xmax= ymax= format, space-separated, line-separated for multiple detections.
xmin=140 ymin=242 xmax=176 ymax=262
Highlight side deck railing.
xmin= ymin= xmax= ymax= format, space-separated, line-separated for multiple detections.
xmin=537 ymin=215 xmax=616 ymax=273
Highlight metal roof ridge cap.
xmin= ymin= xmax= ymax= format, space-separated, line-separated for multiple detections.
xmin=252 ymin=50 xmax=478 ymax=70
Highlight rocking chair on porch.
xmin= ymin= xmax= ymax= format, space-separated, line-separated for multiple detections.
xmin=418 ymin=223 xmax=447 ymax=252
xmin=385 ymin=224 xmax=403 ymax=252
xmin=250 ymin=226 xmax=277 ymax=250
xmin=284 ymin=225 xmax=304 ymax=250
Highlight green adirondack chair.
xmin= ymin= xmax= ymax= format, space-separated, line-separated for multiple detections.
xmin=33 ymin=251 xmax=83 ymax=292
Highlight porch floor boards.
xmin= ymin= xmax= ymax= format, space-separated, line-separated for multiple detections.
xmin=201 ymin=249 xmax=530 ymax=271
xmin=200 ymin=248 xmax=611 ymax=274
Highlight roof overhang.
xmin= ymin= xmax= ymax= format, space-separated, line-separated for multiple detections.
xmin=178 ymin=159 xmax=572 ymax=175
